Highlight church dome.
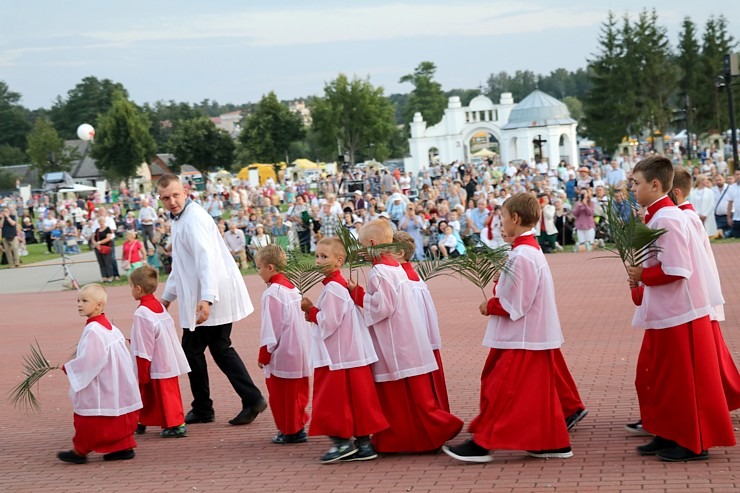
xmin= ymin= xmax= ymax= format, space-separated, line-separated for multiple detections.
xmin=503 ymin=90 xmax=576 ymax=129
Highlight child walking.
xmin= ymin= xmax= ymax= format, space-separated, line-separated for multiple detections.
xmin=393 ymin=231 xmax=450 ymax=412
xmin=626 ymin=156 xmax=735 ymax=461
xmin=129 ymin=265 xmax=190 ymax=438
xmin=301 ymin=237 xmax=389 ymax=463
xmin=443 ymin=193 xmax=582 ymax=463
xmin=57 ymin=284 xmax=142 ymax=464
xmin=256 ymin=245 xmax=312 ymax=444
xmin=349 ymin=220 xmax=462 ymax=453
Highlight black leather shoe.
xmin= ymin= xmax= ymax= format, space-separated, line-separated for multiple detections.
xmin=656 ymin=446 xmax=708 ymax=462
xmin=57 ymin=450 xmax=87 ymax=464
xmin=185 ymin=410 xmax=215 ymax=424
xmin=636 ymin=436 xmax=677 ymax=456
xmin=229 ymin=398 xmax=268 ymax=426
xmin=103 ymin=449 xmax=135 ymax=461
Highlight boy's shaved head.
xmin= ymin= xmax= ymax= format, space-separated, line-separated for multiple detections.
xmin=81 ymin=283 xmax=108 ymax=305
xmin=359 ymin=219 xmax=393 ymax=245
xmin=672 ymin=165 xmax=693 ymax=198
xmin=317 ymin=237 xmax=346 ymax=262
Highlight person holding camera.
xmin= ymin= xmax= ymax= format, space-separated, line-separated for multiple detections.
xmin=287 ymin=195 xmax=311 ymax=253
xmin=572 ymin=188 xmax=596 ymax=252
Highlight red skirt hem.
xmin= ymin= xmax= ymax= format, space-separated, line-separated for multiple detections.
xmin=637 ymin=316 xmax=736 ymax=453
xmin=73 ymin=411 xmax=139 ymax=455
xmin=372 ymin=374 xmax=462 ymax=453
xmin=266 ymin=376 xmax=309 ymax=435
xmin=468 ymin=348 xmax=571 ymax=451
xmin=139 ymin=376 xmax=185 ymax=428
xmin=309 ymin=366 xmax=389 ymax=438
xmin=712 ymin=320 xmax=740 ymax=412
xmin=431 ymin=349 xmax=451 ymax=413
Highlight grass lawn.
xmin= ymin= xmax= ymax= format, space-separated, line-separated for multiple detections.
xmin=0 ymin=242 xmax=65 ymax=270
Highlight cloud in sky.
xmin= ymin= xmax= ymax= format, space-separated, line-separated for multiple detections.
xmin=0 ymin=1 xmax=736 ymax=108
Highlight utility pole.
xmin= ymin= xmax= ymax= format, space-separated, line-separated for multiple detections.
xmin=685 ymin=94 xmax=692 ymax=161
xmin=723 ymin=54 xmax=739 ymax=168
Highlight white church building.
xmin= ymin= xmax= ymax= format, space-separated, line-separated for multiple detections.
xmin=404 ymin=90 xmax=578 ymax=175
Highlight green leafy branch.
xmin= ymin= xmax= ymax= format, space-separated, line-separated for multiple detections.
xmin=9 ymin=341 xmax=60 ymax=414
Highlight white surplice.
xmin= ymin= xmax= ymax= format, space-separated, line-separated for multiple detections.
xmin=130 ymin=306 xmax=191 ymax=379
xmin=259 ymin=284 xmax=312 ymax=379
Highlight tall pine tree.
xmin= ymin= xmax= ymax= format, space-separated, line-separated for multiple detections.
xmin=697 ymin=15 xmax=737 ymax=132
xmin=583 ymin=12 xmax=631 ymax=153
xmin=677 ymin=18 xmax=702 ymax=128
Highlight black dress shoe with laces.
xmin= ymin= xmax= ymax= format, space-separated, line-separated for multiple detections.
xmin=57 ymin=450 xmax=87 ymax=464
xmin=656 ymin=446 xmax=708 ymax=462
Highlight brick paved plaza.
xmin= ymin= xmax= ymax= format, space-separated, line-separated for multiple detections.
xmin=2 ymin=244 xmax=740 ymax=493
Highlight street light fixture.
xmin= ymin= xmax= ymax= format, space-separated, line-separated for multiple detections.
xmin=716 ymin=54 xmax=739 ymax=169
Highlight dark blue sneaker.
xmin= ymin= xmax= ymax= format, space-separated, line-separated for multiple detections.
xmin=320 ymin=443 xmax=357 ymax=463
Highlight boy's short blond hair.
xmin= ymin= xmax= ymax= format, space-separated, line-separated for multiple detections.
xmin=393 ymin=231 xmax=415 ymax=262
xmin=317 ymin=237 xmax=346 ymax=262
xmin=502 ymin=193 xmax=540 ymax=228
xmin=129 ymin=265 xmax=159 ymax=295
xmin=81 ymin=283 xmax=107 ymax=305
xmin=672 ymin=165 xmax=693 ymax=197
xmin=254 ymin=244 xmax=287 ymax=272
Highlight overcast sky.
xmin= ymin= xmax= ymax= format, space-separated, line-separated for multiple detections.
xmin=1 ymin=1 xmax=737 ymax=110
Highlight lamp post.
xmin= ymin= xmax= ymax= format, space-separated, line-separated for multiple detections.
xmin=716 ymin=54 xmax=739 ymax=169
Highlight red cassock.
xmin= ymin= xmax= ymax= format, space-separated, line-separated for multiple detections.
xmin=469 ymin=349 xmax=571 ymax=451
xmin=637 ymin=317 xmax=735 ymax=453
xmin=712 ymin=320 xmax=740 ymax=411
xmin=373 ymin=373 xmax=463 ymax=453
xmin=136 ymin=358 xmax=185 ymax=429
xmin=431 ymin=349 xmax=450 ymax=413
xmin=634 ymin=198 xmax=736 ymax=453
xmin=353 ymin=258 xmax=462 ymax=452
xmin=471 ymin=233 xmax=576 ymax=451
xmin=310 ymin=366 xmax=388 ymax=438
xmin=73 ymin=412 xmax=139 ymax=455
xmin=258 ymin=274 xmax=312 ymax=435
xmin=265 ymin=375 xmax=309 ymax=435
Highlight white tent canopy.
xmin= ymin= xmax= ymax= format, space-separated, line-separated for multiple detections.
xmin=57 ymin=184 xmax=98 ymax=192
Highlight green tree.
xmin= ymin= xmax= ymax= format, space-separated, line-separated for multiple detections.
xmin=677 ymin=17 xmax=702 ymax=125
xmin=26 ymin=118 xmax=80 ymax=175
xmin=583 ymin=12 xmax=632 ymax=152
xmin=169 ymin=117 xmax=235 ymax=173
xmin=563 ymin=96 xmax=584 ymax=123
xmin=90 ymin=93 xmax=156 ymax=180
xmin=309 ymin=74 xmax=396 ymax=165
xmin=142 ymin=100 xmax=201 ymax=152
xmin=0 ymin=145 xmax=26 ymax=166
xmin=445 ymin=88 xmax=480 ymax=107
xmin=49 ymin=76 xmax=128 ymax=139
xmin=486 ymin=71 xmax=512 ymax=102
xmin=237 ymin=92 xmax=304 ymax=164
xmin=0 ymin=81 xmax=32 ymax=150
xmin=399 ymin=61 xmax=447 ymax=126
xmin=631 ymin=9 xmax=678 ymax=138
xmin=697 ymin=15 xmax=736 ymax=132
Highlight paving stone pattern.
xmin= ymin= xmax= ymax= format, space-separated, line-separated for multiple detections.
xmin=2 ymin=244 xmax=740 ymax=492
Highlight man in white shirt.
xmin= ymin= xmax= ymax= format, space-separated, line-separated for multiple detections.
xmin=725 ymin=170 xmax=740 ymax=238
xmin=605 ymin=161 xmax=627 ymax=189
xmin=158 ymin=173 xmax=266 ymax=426
xmin=713 ymin=174 xmax=731 ymax=237
xmin=224 ymin=222 xmax=247 ymax=268
xmin=138 ymin=199 xmax=157 ymax=250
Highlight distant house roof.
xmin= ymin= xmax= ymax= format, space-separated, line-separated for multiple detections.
xmin=2 ymin=164 xmax=39 ymax=186
xmin=66 ymin=140 xmax=104 ymax=179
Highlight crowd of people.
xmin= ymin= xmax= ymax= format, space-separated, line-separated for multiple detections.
xmin=0 ymin=143 xmax=737 ymax=279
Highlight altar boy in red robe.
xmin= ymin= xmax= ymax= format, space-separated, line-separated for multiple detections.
xmin=392 ymin=231 xmax=450 ymax=412
xmin=348 ymin=220 xmax=462 ymax=453
xmin=443 ymin=193 xmax=580 ymax=463
xmin=301 ymin=237 xmax=389 ymax=463
xmin=129 ymin=265 xmax=190 ymax=438
xmin=58 ymin=284 xmax=142 ymax=464
xmin=256 ymin=245 xmax=312 ymax=445
xmin=627 ymin=156 xmax=735 ymax=462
